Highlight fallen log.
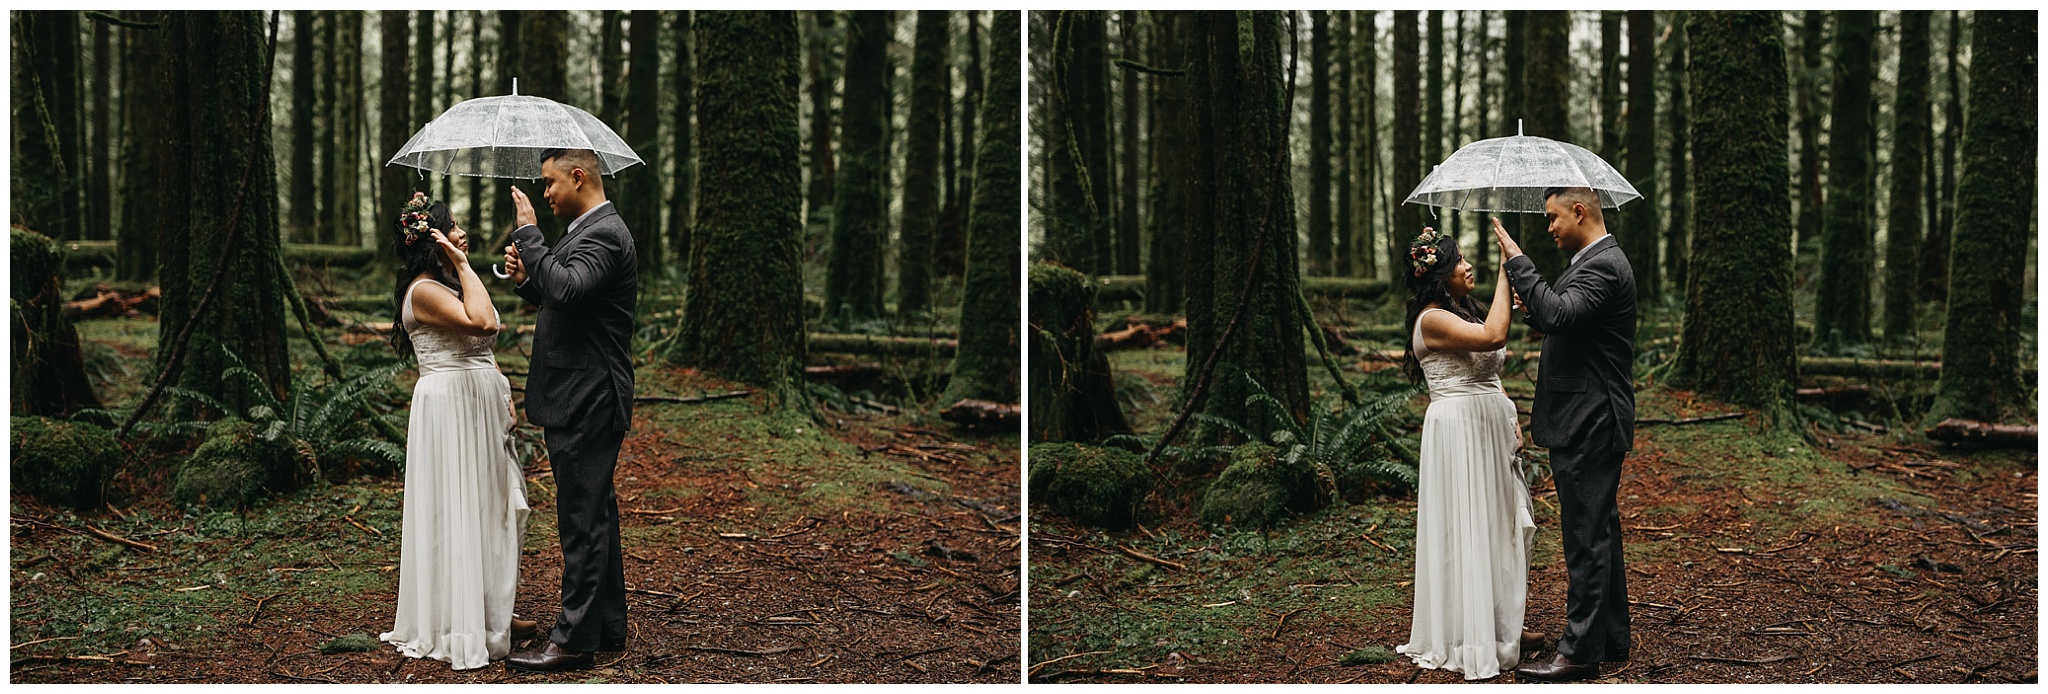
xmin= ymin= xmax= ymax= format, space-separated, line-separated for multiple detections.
xmin=1636 ymin=412 xmax=1746 ymax=426
xmin=1093 ymin=275 xmax=1394 ymax=304
xmin=1795 ymin=385 xmax=1871 ymax=402
xmin=1925 ymin=419 xmax=2036 ymax=447
xmin=1094 ymin=323 xmax=1161 ymax=352
xmin=940 ymin=399 xmax=1019 ymax=427
xmin=636 ymin=390 xmax=750 ymax=405
xmin=61 ymin=286 xmax=160 ymax=320
xmin=803 ymin=362 xmax=883 ymax=380
xmin=809 ymin=333 xmax=958 ymax=358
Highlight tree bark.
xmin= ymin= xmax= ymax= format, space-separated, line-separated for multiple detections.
xmin=1029 ymin=264 xmax=1129 ymax=442
xmin=289 ymin=10 xmax=317 ymax=243
xmin=1391 ymin=11 xmax=1422 ymax=274
xmin=1600 ymin=11 xmax=1622 ymax=166
xmin=599 ymin=10 xmax=623 ymax=126
xmin=1811 ymin=10 xmax=1878 ymax=351
xmin=1334 ymin=11 xmax=1354 ymax=278
xmin=1625 ymin=10 xmax=1660 ymax=301
xmin=1472 ymin=10 xmax=1490 ymax=272
xmin=1498 ymin=11 xmax=1527 ymax=270
xmin=12 ymin=11 xmax=86 ymax=241
xmin=1116 ymin=11 xmax=1142 ymax=277
xmin=803 ymin=11 xmax=838 ymax=253
xmin=1882 ymin=11 xmax=1931 ymax=345
xmin=625 ymin=10 xmax=663 ymax=275
xmin=823 ymin=10 xmax=891 ymax=324
xmin=378 ymin=10 xmax=412 ymax=261
xmin=680 ymin=11 xmax=808 ymax=407
xmin=1047 ymin=11 xmax=1114 ymax=275
xmin=1674 ymin=10 xmax=1796 ymax=424
xmin=1308 ymin=11 xmax=1333 ymax=276
xmin=1664 ymin=11 xmax=1691 ymax=297
xmin=1518 ymin=10 xmax=1571 ymax=279
xmin=1144 ymin=11 xmax=1188 ymax=314
xmin=943 ymin=10 xmax=981 ymax=279
xmin=88 ymin=16 xmax=113 ymax=242
xmin=941 ymin=9 xmax=1022 ymax=410
xmin=670 ymin=10 xmax=696 ymax=273
xmin=413 ymin=10 xmax=435 ymax=130
xmin=895 ymin=10 xmax=949 ymax=316
xmin=332 ymin=11 xmax=363 ymax=246
xmin=1360 ymin=11 xmax=1381 ymax=280
xmin=1794 ymin=12 xmax=1826 ymax=267
xmin=1923 ymin=11 xmax=1964 ymax=302
xmin=513 ymin=10 xmax=569 ymax=228
xmin=1424 ymin=10 xmax=1443 ymax=192
xmin=1926 ymin=10 xmax=2035 ymax=426
xmin=468 ymin=11 xmax=486 ymax=228
xmin=116 ymin=10 xmax=165 ymax=281
xmin=12 ymin=229 xmax=102 ymax=416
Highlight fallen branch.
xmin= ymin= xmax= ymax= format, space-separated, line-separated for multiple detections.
xmin=1688 ymin=654 xmax=1798 ymax=666
xmin=1925 ymin=419 xmax=2036 ymax=447
xmin=245 ymin=592 xmax=285 ymax=626
xmin=686 ymin=645 xmax=802 ymax=657
xmin=1270 ymin=606 xmax=1309 ymax=639
xmin=803 ymin=363 xmax=883 ymax=380
xmin=635 ymin=390 xmax=750 ymax=405
xmin=1116 ymin=545 xmax=1186 ymax=571
xmin=809 ymin=333 xmax=957 ymax=357
xmin=1636 ymin=412 xmax=1745 ymax=426
xmin=940 ymin=399 xmax=1019 ymax=427
xmin=1030 ymin=649 xmax=1113 ymax=676
xmin=84 ymin=526 xmax=157 ymax=553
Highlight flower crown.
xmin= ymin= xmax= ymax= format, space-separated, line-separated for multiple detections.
xmin=396 ymin=192 xmax=434 ymax=246
xmin=1407 ymin=228 xmax=1448 ymax=278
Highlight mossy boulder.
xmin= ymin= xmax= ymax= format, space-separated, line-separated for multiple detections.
xmin=1199 ymin=442 xmax=1323 ymax=529
xmin=171 ymin=420 xmax=302 ymax=509
xmin=1028 ymin=442 xmax=1152 ymax=529
xmin=9 ymin=416 xmax=121 ymax=510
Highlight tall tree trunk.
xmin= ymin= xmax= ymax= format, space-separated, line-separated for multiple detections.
xmin=1307 ymin=11 xmax=1333 ymax=276
xmin=896 ymin=10 xmax=949 ymax=316
xmin=1361 ymin=11 xmax=1381 ymax=280
xmin=1926 ymin=11 xmax=2035 ymax=426
xmin=1674 ymin=10 xmax=1796 ymax=423
xmin=1334 ymin=11 xmax=1354 ymax=278
xmin=379 ymin=10 xmax=412 ymax=261
xmin=670 ymin=11 xmax=696 ymax=272
xmin=12 ymin=11 xmax=85 ymax=240
xmin=824 ymin=10 xmax=891 ymax=324
xmin=152 ymin=10 xmax=291 ymax=417
xmin=1184 ymin=10 xmax=1308 ymax=443
xmin=1424 ymin=10 xmax=1443 ymax=188
xmin=1391 ymin=11 xmax=1422 ymax=275
xmin=1519 ymin=10 xmax=1570 ymax=279
xmin=1472 ymin=10 xmax=1491 ymax=272
xmin=599 ymin=10 xmax=623 ymax=126
xmin=1664 ymin=11 xmax=1690 ymax=297
xmin=1599 ymin=12 xmax=1622 ymax=166
xmin=680 ymin=11 xmax=808 ymax=407
xmin=116 ymin=10 xmax=165 ymax=281
xmin=468 ymin=11 xmax=486 ymax=228
xmin=942 ymin=9 xmax=1022 ymax=408
xmin=802 ymin=11 xmax=838 ymax=254
xmin=1924 ymin=11 xmax=1964 ymax=302
xmin=940 ymin=11 xmax=981 ymax=278
xmin=1047 ymin=11 xmax=1114 ymax=275
xmin=1882 ymin=11 xmax=1931 ymax=344
xmin=1794 ymin=11 xmax=1827 ymax=261
xmin=289 ymin=10 xmax=317 ymax=242
xmin=625 ymin=10 xmax=662 ymax=275
xmin=1499 ymin=11 xmax=1528 ymax=271
xmin=1811 ymin=10 xmax=1878 ymax=351
xmin=1625 ymin=10 xmax=1659 ymax=301
xmin=414 ymin=10 xmax=435 ymax=129
xmin=335 ymin=11 xmax=364 ymax=247
xmin=1448 ymin=10 xmax=1466 ymax=247
xmin=1116 ymin=10 xmax=1142 ymax=276
xmin=88 ymin=14 xmax=113 ymax=241
xmin=1144 ymin=10 xmax=1187 ymax=314
xmin=514 ymin=11 xmax=568 ymax=229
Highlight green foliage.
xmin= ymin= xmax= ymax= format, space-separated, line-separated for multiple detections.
xmin=1029 ymin=442 xmax=1152 ymax=529
xmin=9 ymin=416 xmax=121 ymax=510
xmin=1340 ymin=646 xmax=1398 ymax=665
xmin=171 ymin=420 xmax=300 ymax=509
xmin=316 ymin=633 xmax=381 ymax=654
xmin=1199 ymin=442 xmax=1314 ymax=529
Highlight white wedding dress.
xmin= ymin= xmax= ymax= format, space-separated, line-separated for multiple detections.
xmin=1396 ymin=307 xmax=1536 ymax=680
xmin=381 ymin=279 xmax=530 ymax=671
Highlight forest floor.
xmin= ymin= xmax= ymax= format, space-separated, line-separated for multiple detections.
xmin=1028 ymin=326 xmax=2037 ymax=684
xmin=13 ymin=305 xmax=1021 ymax=683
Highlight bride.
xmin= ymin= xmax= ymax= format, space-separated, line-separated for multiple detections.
xmin=379 ymin=193 xmax=536 ymax=670
xmin=1394 ymin=222 xmax=1540 ymax=680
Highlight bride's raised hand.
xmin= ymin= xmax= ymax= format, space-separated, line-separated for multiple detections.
xmin=428 ymin=229 xmax=470 ymax=271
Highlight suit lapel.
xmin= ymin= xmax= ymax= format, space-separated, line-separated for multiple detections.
xmin=1559 ymin=235 xmax=1617 ymax=285
xmin=557 ymin=203 xmax=618 ymax=249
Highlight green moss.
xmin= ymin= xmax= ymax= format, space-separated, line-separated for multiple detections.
xmin=316 ymin=633 xmax=381 ymax=654
xmin=1028 ymin=442 xmax=1152 ymax=529
xmin=1199 ymin=442 xmax=1321 ymax=530
xmin=1340 ymin=646 xmax=1397 ymax=666
xmin=9 ymin=416 xmax=121 ymax=510
xmin=171 ymin=420 xmax=302 ymax=509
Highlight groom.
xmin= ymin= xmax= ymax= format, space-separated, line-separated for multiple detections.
xmin=1495 ymin=186 xmax=1636 ymax=682
xmin=500 ymin=148 xmax=639 ymax=673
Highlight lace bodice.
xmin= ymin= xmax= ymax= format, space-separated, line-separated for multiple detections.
xmin=1413 ymin=308 xmax=1506 ymax=399
xmin=402 ymin=279 xmax=501 ymax=376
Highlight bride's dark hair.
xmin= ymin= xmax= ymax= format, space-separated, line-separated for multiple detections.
xmin=1401 ymin=232 xmax=1486 ymax=383
xmin=389 ymin=196 xmax=463 ymax=358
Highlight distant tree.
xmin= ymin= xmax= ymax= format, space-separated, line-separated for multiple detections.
xmin=1625 ymin=10 xmax=1659 ymax=300
xmin=468 ymin=11 xmax=487 ymax=228
xmin=414 ymin=10 xmax=435 ymax=129
xmin=1472 ymin=10 xmax=1491 ymax=272
xmin=88 ymin=14 xmax=114 ymax=242
xmin=940 ymin=9 xmax=1022 ymax=410
xmin=1599 ymin=11 xmax=1622 ymax=166
xmin=1307 ymin=11 xmax=1333 ymax=276
xmin=1334 ymin=11 xmax=1354 ymax=277
xmin=1424 ymin=10 xmax=1443 ymax=189
xmin=333 ymin=11 xmax=364 ymax=246
xmin=379 ymin=10 xmax=412 ymax=260
xmin=823 ymin=10 xmax=891 ymax=323
xmin=1926 ymin=11 xmax=2035 ymax=426
xmin=1143 ymin=10 xmax=1188 ymax=314
xmin=1811 ymin=10 xmax=1878 ymax=351
xmin=1674 ymin=10 xmax=1796 ymax=423
xmin=670 ymin=10 xmax=696 ymax=271
xmin=1046 ymin=11 xmax=1114 ymax=274
xmin=10 ymin=11 xmax=84 ymax=240
xmin=1664 ymin=11 xmax=1691 ymax=294
xmin=1115 ymin=10 xmax=1142 ymax=276
xmin=1519 ymin=10 xmax=1570 ymax=278
xmin=1923 ymin=11 xmax=1965 ymax=302
xmin=802 ymin=11 xmax=838 ymax=247
xmin=1360 ymin=11 xmax=1382 ymax=279
xmin=116 ymin=10 xmax=166 ymax=281
xmin=1793 ymin=11 xmax=1827 ymax=259
xmin=625 ymin=9 xmax=662 ymax=274
xmin=599 ymin=10 xmax=623 ymax=125
xmin=289 ymin=10 xmax=318 ymax=242
xmin=1391 ymin=11 xmax=1422 ymax=268
xmin=1882 ymin=11 xmax=1932 ymax=344
xmin=896 ymin=10 xmax=949 ymax=316
xmin=680 ymin=11 xmax=808 ymax=407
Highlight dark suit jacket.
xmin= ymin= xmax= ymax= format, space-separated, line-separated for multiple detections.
xmin=511 ymin=201 xmax=638 ymax=432
xmin=1504 ymin=234 xmax=1636 ymax=452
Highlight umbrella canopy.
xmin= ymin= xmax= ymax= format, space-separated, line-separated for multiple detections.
xmin=386 ymin=81 xmax=641 ymax=179
xmin=1403 ymin=122 xmax=1638 ymax=213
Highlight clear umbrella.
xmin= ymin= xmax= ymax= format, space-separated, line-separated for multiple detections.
xmin=385 ymin=79 xmax=643 ymax=179
xmin=1403 ymin=121 xmax=1638 ymax=213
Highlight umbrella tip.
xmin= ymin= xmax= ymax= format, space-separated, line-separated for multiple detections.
xmin=1518 ymin=119 xmax=1523 ymax=137
xmin=512 ymin=77 xmax=518 ymax=96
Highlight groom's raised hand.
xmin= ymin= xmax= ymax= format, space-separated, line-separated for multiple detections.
xmin=1491 ymin=216 xmax=1523 ymax=261
xmin=511 ymin=186 xmax=538 ymax=229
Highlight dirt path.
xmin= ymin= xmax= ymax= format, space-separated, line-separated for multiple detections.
xmin=13 ymin=369 xmax=1021 ymax=683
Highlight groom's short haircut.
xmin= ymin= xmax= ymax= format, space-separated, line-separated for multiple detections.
xmin=1543 ymin=186 xmax=1603 ymax=223
xmin=540 ymin=148 xmax=605 ymax=189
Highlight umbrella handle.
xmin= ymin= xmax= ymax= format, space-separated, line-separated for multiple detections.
xmin=492 ymin=264 xmax=512 ymax=279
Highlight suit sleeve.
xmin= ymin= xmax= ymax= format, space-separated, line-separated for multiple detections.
xmin=510 ymin=224 xmax=546 ymax=306
xmin=518 ymin=223 xmax=623 ymax=309
xmin=1505 ymin=252 xmax=1618 ymax=335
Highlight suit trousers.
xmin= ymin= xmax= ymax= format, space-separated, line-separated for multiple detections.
xmin=1549 ymin=446 xmax=1630 ymax=662
xmin=544 ymin=425 xmax=628 ymax=651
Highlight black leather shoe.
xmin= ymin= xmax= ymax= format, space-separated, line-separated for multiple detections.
xmin=507 ymin=642 xmax=594 ymax=673
xmin=1513 ymin=652 xmax=1600 ymax=682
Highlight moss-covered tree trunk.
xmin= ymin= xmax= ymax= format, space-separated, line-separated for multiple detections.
xmin=1390 ymin=11 xmax=1422 ymax=271
xmin=1115 ymin=11 xmax=1142 ymax=277
xmin=802 ymin=11 xmax=837 ymax=253
xmin=1625 ymin=10 xmax=1659 ymax=301
xmin=1183 ymin=10 xmax=1308 ymax=443
xmin=1664 ymin=11 xmax=1691 ymax=295
xmin=1926 ymin=10 xmax=2035 ymax=426
xmin=895 ymin=10 xmax=949 ymax=317
xmin=117 ymin=10 xmax=166 ymax=281
xmin=1046 ymin=11 xmax=1114 ymax=275
xmin=1599 ymin=11 xmax=1622 ymax=166
xmin=1811 ymin=10 xmax=1877 ymax=351
xmin=1334 ymin=11 xmax=1354 ymax=278
xmin=670 ymin=10 xmax=696 ymax=271
xmin=824 ymin=10 xmax=890 ymax=324
xmin=1144 ymin=11 xmax=1187 ymax=314
xmin=1519 ymin=10 xmax=1571 ymax=279
xmin=679 ymin=11 xmax=808 ymax=407
xmin=12 ymin=229 xmax=101 ymax=417
xmin=1882 ymin=11 xmax=1931 ymax=345
xmin=289 ymin=10 xmax=318 ymax=243
xmin=378 ymin=11 xmax=411 ymax=261
xmin=1674 ymin=10 xmax=1796 ymax=423
xmin=940 ymin=9 xmax=1021 ymax=410
xmin=10 ymin=11 xmax=85 ymax=241
xmin=1030 ymin=264 xmax=1130 ymax=442
xmin=624 ymin=10 xmax=662 ymax=274
xmin=151 ymin=10 xmax=292 ymax=418
xmin=1794 ymin=11 xmax=1827 ymax=260
xmin=1307 ymin=10 xmax=1333 ymax=276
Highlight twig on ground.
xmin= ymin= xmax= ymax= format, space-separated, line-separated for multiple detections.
xmin=1030 ymin=649 xmax=1113 ymax=676
xmin=686 ymin=645 xmax=801 ymax=657
xmin=1116 ymin=545 xmax=1186 ymax=571
xmin=637 ymin=390 xmax=751 ymax=405
xmin=84 ymin=526 xmax=157 ymax=552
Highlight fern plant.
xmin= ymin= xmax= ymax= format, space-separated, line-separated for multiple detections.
xmin=1113 ymin=373 xmax=1421 ymax=498
xmin=162 ymin=346 xmax=406 ymax=480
